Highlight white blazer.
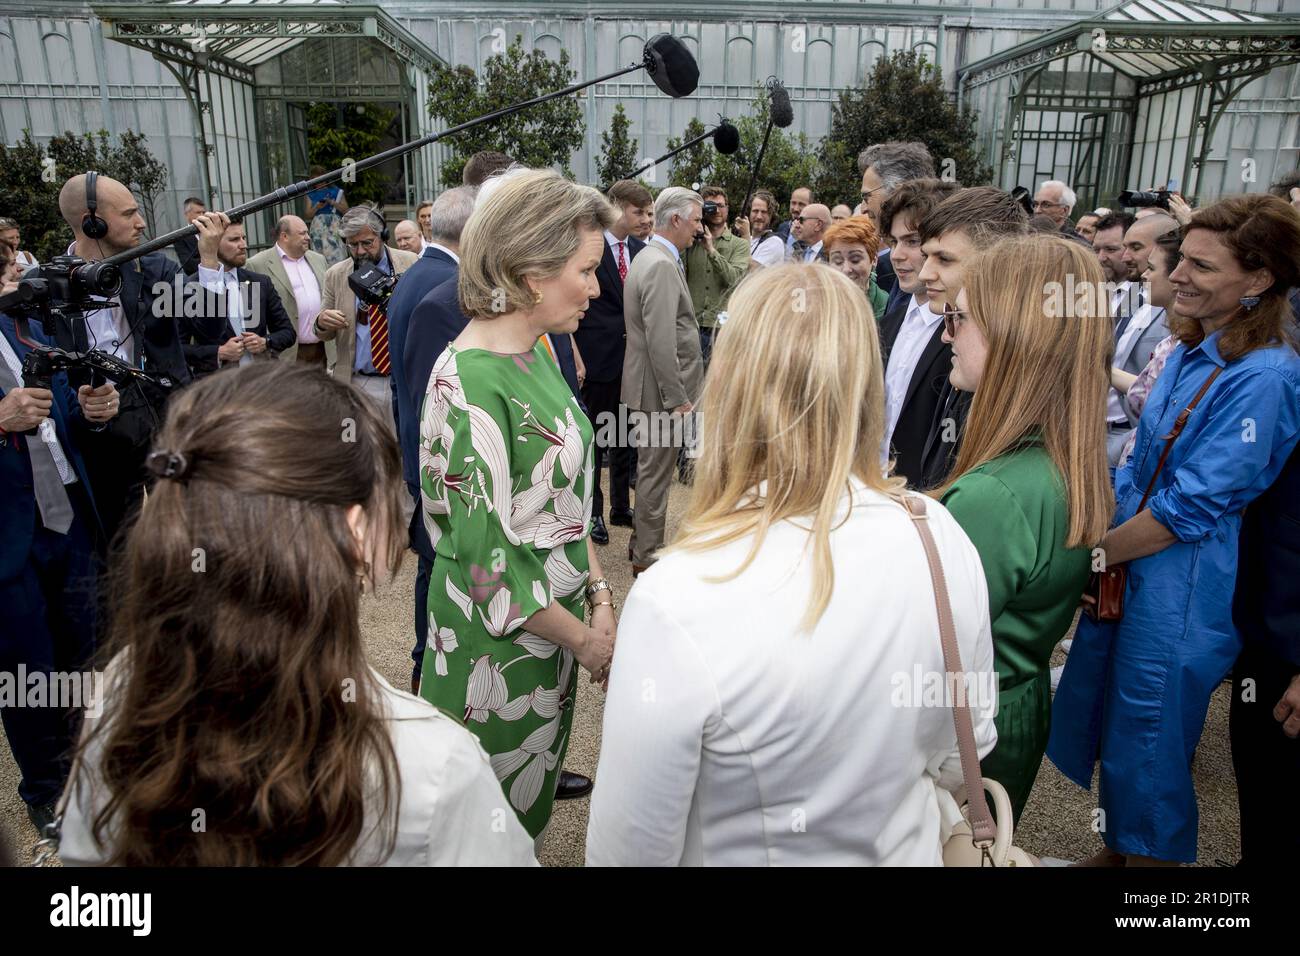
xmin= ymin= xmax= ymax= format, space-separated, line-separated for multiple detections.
xmin=58 ymin=662 xmax=538 ymax=867
xmin=586 ymin=480 xmax=997 ymax=866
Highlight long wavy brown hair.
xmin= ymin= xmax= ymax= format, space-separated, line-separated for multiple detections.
xmin=1168 ymin=194 xmax=1300 ymax=362
xmin=84 ymin=362 xmax=406 ymax=865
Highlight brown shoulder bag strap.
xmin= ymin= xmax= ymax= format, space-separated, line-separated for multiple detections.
xmin=1136 ymin=365 xmax=1223 ymax=512
xmin=899 ymin=493 xmax=996 ymax=847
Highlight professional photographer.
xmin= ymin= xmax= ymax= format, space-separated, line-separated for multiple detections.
xmin=0 ymin=306 xmax=119 ymax=834
xmin=684 ymin=186 xmax=748 ymax=366
xmin=184 ymin=214 xmax=296 ymax=378
xmin=44 ymin=172 xmax=192 ymax=543
xmin=315 ymin=206 xmax=419 ymax=431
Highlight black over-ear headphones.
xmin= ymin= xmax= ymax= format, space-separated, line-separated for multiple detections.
xmin=83 ymin=170 xmax=109 ymax=239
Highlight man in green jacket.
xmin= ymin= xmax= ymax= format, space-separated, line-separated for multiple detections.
xmin=685 ymin=185 xmax=750 ymax=367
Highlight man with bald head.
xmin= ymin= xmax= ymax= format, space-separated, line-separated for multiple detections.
xmin=790 ymin=203 xmax=830 ymax=262
xmin=393 ymin=219 xmax=424 ymax=255
xmin=48 ymin=172 xmax=191 ymax=539
xmin=248 ymin=213 xmax=329 ymax=367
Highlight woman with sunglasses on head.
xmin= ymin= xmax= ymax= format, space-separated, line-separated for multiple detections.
xmin=55 ymin=363 xmax=537 ymax=866
xmin=933 ymin=235 xmax=1113 ymax=824
xmin=1049 ymin=194 xmax=1300 ymax=866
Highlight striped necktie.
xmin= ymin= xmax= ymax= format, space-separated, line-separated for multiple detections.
xmin=366 ymin=302 xmax=391 ymax=375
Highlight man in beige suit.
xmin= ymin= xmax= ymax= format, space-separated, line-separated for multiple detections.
xmin=315 ymin=206 xmax=419 ymax=430
xmin=246 ymin=214 xmax=331 ymax=368
xmin=621 ymin=186 xmax=705 ymax=573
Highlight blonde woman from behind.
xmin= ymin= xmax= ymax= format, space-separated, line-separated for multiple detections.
xmin=586 ymin=263 xmax=997 ymax=866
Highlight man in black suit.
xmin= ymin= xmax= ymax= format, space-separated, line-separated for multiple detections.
xmin=1232 ymin=442 xmax=1300 ymax=865
xmin=0 ymin=311 xmax=117 ymax=833
xmin=385 ymin=186 xmax=473 ymax=698
xmin=388 ymin=186 xmax=474 ymax=502
xmin=574 ymin=180 xmax=649 ymax=545
xmin=182 ymin=217 xmax=296 ymax=377
xmin=876 ymin=178 xmax=962 ymax=486
xmin=48 ymin=173 xmax=193 ymax=542
xmin=172 ymin=196 xmax=206 ymax=275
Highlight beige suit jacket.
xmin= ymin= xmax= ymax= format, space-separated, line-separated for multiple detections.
xmin=319 ymin=246 xmax=420 ymax=384
xmin=245 ymin=245 xmax=330 ymax=364
xmin=621 ymin=239 xmax=703 ymax=412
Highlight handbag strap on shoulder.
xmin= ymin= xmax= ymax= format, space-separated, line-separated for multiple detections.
xmin=1137 ymin=365 xmax=1223 ymax=513
xmin=898 ymin=493 xmax=997 ymax=847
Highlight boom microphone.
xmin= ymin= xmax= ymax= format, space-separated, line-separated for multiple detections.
xmin=769 ymin=81 xmax=794 ymax=129
xmin=643 ymin=34 xmax=700 ymax=98
xmin=618 ymin=118 xmax=739 ymax=184
xmin=742 ymin=78 xmax=793 ymax=217
xmin=712 ymin=121 xmax=740 ymax=155
xmin=80 ymin=35 xmax=700 ymax=270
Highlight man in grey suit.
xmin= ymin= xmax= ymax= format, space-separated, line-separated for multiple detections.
xmin=1107 ymin=214 xmax=1178 ymax=463
xmin=246 ymin=214 xmax=331 ymax=368
xmin=621 ymin=186 xmax=705 ymax=574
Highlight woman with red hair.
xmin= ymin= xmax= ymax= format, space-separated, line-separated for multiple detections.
xmin=823 ymin=214 xmax=887 ymax=317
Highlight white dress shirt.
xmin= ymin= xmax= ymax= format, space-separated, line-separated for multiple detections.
xmin=586 ymin=479 xmax=997 ymax=866
xmin=0 ymin=332 xmax=75 ymax=484
xmin=197 ymin=263 xmax=252 ymax=366
xmin=883 ymin=295 xmax=944 ymax=452
xmin=604 ymin=229 xmax=631 ymax=275
xmin=424 ymin=241 xmax=460 ymax=265
xmin=59 ymin=660 xmax=539 ymax=867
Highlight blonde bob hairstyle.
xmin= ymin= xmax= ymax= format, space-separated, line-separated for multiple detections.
xmin=666 ymin=263 xmax=905 ymax=632
xmin=932 ymin=234 xmax=1113 ymax=547
xmin=457 ymin=168 xmax=616 ymax=318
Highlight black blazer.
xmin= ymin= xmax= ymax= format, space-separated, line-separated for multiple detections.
xmin=1234 ymin=443 xmax=1300 ymax=667
xmin=179 ymin=267 xmax=296 ymax=377
xmin=173 ymin=233 xmax=200 ymax=276
xmin=879 ymin=294 xmax=953 ymax=487
xmin=573 ymin=235 xmax=644 ymax=384
xmin=875 ymin=246 xmax=897 ymax=296
xmin=0 ymin=315 xmax=102 ymax=580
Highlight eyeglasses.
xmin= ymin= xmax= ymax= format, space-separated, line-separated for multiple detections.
xmin=860 ymin=185 xmax=887 ymax=202
xmin=1032 ymin=200 xmax=1064 ymax=210
xmin=942 ymin=304 xmax=970 ymax=338
xmin=795 ymin=216 xmax=826 ymax=225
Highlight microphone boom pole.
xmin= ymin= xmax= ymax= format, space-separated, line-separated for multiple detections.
xmin=101 ymin=39 xmax=698 ymax=269
xmin=620 ymin=124 xmax=727 ymax=183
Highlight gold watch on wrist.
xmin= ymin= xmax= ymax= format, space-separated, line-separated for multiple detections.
xmin=586 ymin=577 xmax=616 ymax=613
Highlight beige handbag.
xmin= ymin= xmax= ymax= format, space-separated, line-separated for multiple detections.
xmin=898 ymin=494 xmax=1039 ymax=868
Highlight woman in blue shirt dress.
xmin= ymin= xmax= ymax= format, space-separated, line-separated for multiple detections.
xmin=1048 ymin=194 xmax=1300 ymax=865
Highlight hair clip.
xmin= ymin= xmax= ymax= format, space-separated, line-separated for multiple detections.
xmin=145 ymin=449 xmax=192 ymax=482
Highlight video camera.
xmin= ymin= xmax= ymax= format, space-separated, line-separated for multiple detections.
xmin=21 ymin=345 xmax=170 ymax=393
xmin=1118 ymin=189 xmax=1172 ymax=211
xmin=347 ymin=263 xmax=398 ymax=310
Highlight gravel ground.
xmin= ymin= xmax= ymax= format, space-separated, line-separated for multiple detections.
xmin=1 ymin=473 xmax=1240 ymax=867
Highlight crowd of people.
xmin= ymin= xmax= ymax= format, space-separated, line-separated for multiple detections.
xmin=2 ymin=136 xmax=1299 ymax=867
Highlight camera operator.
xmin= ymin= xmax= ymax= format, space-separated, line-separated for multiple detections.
xmin=684 ymin=186 xmax=748 ymax=366
xmin=0 ymin=306 xmax=119 ymax=834
xmin=45 ymin=173 xmax=192 ymax=542
xmin=315 ymin=206 xmax=419 ymax=431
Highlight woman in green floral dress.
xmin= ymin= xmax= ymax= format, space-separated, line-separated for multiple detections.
xmin=418 ymin=169 xmax=618 ymax=841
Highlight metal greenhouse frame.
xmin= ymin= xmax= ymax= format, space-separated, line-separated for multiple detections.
xmin=959 ymin=0 xmax=1300 ymax=210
